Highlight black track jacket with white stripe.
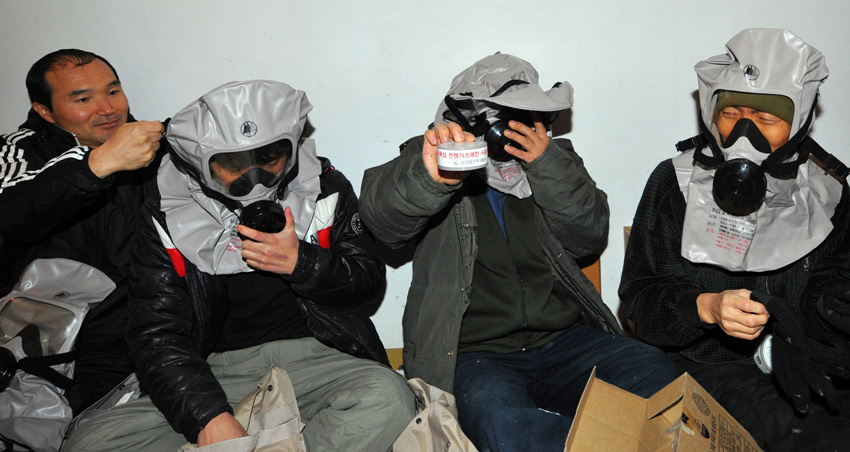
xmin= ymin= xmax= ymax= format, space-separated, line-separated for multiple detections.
xmin=0 ymin=109 xmax=160 ymax=414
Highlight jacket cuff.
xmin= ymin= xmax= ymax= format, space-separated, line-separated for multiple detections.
xmin=679 ymin=289 xmax=715 ymax=330
xmin=81 ymin=149 xmax=115 ymax=189
xmin=410 ymin=147 xmax=457 ymax=196
xmin=185 ymin=404 xmax=234 ymax=444
xmin=286 ymin=241 xmax=318 ymax=284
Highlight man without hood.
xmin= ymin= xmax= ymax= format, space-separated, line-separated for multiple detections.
xmin=0 ymin=50 xmax=163 ymax=414
xmin=360 ymin=53 xmax=679 ymax=452
xmin=620 ymin=29 xmax=850 ymax=451
xmin=63 ymin=80 xmax=414 ymax=452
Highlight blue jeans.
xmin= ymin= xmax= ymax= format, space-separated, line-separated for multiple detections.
xmin=453 ymin=324 xmax=679 ymax=452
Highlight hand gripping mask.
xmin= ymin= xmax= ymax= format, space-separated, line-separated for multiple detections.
xmin=0 ymin=259 xmax=115 ymax=451
xmin=159 ymin=80 xmax=324 ymax=275
xmin=435 ymin=53 xmax=574 ymax=198
xmin=671 ymin=29 xmax=845 ymax=272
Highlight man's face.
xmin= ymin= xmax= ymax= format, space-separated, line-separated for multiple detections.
xmin=716 ymin=106 xmax=792 ymax=152
xmin=32 ymin=59 xmax=128 ymax=148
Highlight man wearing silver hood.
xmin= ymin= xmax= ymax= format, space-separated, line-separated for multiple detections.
xmin=63 ymin=80 xmax=414 ymax=452
xmin=620 ymin=29 xmax=850 ymax=451
xmin=361 ymin=53 xmax=679 ymax=452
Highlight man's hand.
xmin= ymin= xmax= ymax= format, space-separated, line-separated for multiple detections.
xmin=423 ymin=122 xmax=475 ymax=185
xmin=238 ymin=207 xmax=299 ymax=275
xmin=696 ymin=288 xmax=769 ymax=340
xmin=502 ymin=115 xmax=550 ymax=163
xmin=88 ymin=121 xmax=163 ymax=178
xmin=197 ymin=412 xmax=248 ymax=447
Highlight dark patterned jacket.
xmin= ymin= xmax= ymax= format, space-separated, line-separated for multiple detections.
xmin=619 ymin=159 xmax=850 ymax=364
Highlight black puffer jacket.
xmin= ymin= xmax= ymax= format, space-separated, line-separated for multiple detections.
xmin=127 ymin=156 xmax=388 ymax=443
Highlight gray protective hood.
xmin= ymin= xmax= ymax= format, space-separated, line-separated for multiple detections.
xmin=675 ymin=29 xmax=839 ymax=272
xmin=167 ymin=80 xmax=312 ymax=205
xmin=434 ymin=52 xmax=573 ymax=126
xmin=695 ymin=28 xmax=828 ymax=141
xmin=159 ymin=80 xmax=323 ymax=275
xmin=435 ymin=53 xmax=574 ymax=199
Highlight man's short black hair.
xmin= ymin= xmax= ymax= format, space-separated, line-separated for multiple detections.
xmin=26 ymin=49 xmax=120 ymax=111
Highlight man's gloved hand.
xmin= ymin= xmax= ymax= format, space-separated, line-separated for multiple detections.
xmin=752 ymin=291 xmax=850 ymax=414
xmin=818 ymin=283 xmax=850 ymax=334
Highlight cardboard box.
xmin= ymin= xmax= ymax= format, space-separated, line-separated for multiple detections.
xmin=565 ymin=369 xmax=763 ymax=452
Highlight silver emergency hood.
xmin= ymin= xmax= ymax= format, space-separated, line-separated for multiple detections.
xmin=167 ymin=80 xmax=313 ymax=207
xmin=695 ymin=28 xmax=828 ymax=144
xmin=674 ymin=28 xmax=844 ymax=272
xmin=159 ymin=80 xmax=324 ymax=275
xmin=433 ymin=53 xmax=575 ymax=198
xmin=434 ymin=52 xmax=574 ymax=129
xmin=0 ymin=258 xmax=115 ymax=452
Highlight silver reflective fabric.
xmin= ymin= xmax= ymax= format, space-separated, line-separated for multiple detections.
xmin=673 ymin=29 xmax=841 ymax=272
xmin=167 ymin=80 xmax=312 ymax=206
xmin=695 ymin=28 xmax=828 ymax=143
xmin=433 ymin=52 xmax=573 ymax=125
xmin=158 ymin=139 xmax=322 ymax=275
xmin=434 ymin=53 xmax=574 ymax=199
xmin=0 ymin=259 xmax=115 ymax=452
xmin=160 ymin=80 xmax=323 ymax=275
xmin=0 ymin=298 xmax=75 ymax=356
xmin=673 ymin=146 xmax=841 ymax=272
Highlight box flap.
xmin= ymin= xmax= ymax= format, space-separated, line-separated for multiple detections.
xmin=565 ymin=368 xmax=649 ymax=452
xmin=646 ymin=373 xmax=688 ymax=420
xmin=567 ymin=371 xmax=763 ymax=452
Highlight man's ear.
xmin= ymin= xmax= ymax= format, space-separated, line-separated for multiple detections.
xmin=32 ymin=102 xmax=56 ymax=124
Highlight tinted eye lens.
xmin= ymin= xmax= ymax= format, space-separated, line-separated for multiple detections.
xmin=228 ymin=168 xmax=278 ymax=197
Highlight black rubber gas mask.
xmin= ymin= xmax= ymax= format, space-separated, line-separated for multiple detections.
xmin=693 ymin=118 xmax=810 ymax=216
xmin=442 ymin=80 xmax=553 ymax=162
xmin=239 ymin=200 xmax=286 ymax=235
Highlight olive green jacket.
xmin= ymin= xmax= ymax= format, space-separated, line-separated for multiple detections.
xmin=360 ymin=136 xmax=621 ymax=392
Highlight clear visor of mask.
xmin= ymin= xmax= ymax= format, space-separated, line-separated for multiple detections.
xmin=207 ymin=139 xmax=294 ymax=199
xmin=0 ymin=297 xmax=77 ymax=357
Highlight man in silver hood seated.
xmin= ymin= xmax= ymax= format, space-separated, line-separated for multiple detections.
xmin=620 ymin=28 xmax=850 ymax=452
xmin=63 ymin=80 xmax=414 ymax=452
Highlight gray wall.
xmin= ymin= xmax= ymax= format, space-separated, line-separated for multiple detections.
xmin=2 ymin=1 xmax=849 ymax=347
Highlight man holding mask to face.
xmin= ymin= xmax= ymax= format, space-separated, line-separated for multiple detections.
xmin=63 ymin=80 xmax=414 ymax=452
xmin=361 ymin=53 xmax=679 ymax=452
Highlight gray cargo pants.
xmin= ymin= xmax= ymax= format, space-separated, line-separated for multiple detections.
xmin=61 ymin=337 xmax=414 ymax=452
